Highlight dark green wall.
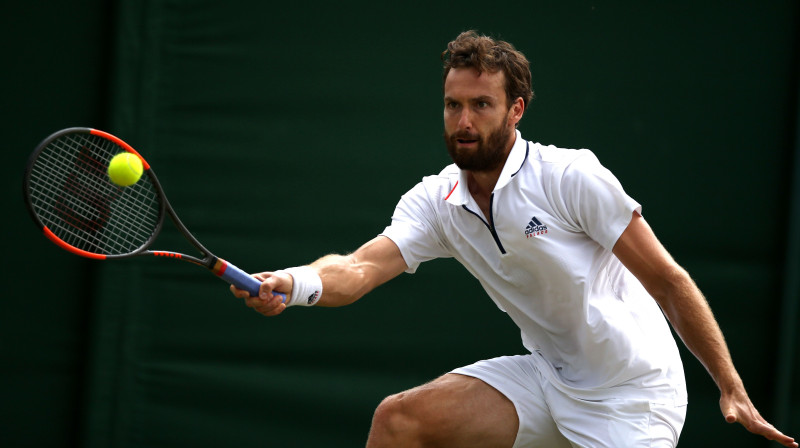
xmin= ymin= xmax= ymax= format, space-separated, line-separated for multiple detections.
xmin=5 ymin=1 xmax=798 ymax=447
xmin=3 ymin=1 xmax=112 ymax=447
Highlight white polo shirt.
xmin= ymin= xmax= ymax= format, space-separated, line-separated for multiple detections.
xmin=381 ymin=130 xmax=686 ymax=403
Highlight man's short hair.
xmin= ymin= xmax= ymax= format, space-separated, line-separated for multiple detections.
xmin=442 ymin=30 xmax=534 ymax=113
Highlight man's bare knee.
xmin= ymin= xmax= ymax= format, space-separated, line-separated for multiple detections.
xmin=367 ymin=374 xmax=518 ymax=447
xmin=368 ymin=392 xmax=425 ymax=446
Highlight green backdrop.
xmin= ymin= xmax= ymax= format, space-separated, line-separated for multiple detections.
xmin=3 ymin=1 xmax=798 ymax=447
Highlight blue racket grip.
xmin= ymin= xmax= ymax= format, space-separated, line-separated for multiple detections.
xmin=215 ymin=259 xmax=287 ymax=302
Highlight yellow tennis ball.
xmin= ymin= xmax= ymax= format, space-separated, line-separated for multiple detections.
xmin=108 ymin=152 xmax=143 ymax=187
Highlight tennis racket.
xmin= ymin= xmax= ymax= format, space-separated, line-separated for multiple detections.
xmin=22 ymin=127 xmax=284 ymax=300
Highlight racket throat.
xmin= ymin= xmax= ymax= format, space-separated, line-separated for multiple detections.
xmin=208 ymin=256 xmax=227 ymax=276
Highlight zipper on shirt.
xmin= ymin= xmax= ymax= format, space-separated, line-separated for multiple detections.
xmin=461 ymin=193 xmax=506 ymax=254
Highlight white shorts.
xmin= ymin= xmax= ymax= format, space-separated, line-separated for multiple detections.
xmin=451 ymin=355 xmax=687 ymax=448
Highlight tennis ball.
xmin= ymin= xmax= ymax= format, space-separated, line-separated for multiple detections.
xmin=108 ymin=152 xmax=143 ymax=187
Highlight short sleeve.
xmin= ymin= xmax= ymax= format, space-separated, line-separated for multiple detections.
xmin=380 ymin=181 xmax=452 ymax=273
xmin=561 ymin=152 xmax=641 ymax=250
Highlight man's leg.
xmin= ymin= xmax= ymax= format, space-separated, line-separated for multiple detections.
xmin=366 ymin=373 xmax=518 ymax=448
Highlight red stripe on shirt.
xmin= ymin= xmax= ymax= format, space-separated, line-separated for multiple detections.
xmin=445 ymin=181 xmax=459 ymax=200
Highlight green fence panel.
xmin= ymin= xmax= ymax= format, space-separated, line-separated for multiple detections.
xmin=6 ymin=1 xmax=796 ymax=447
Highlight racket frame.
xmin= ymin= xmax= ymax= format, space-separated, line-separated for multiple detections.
xmin=23 ymin=127 xmax=274 ymax=298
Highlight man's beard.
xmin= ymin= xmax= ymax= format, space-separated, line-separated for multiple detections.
xmin=444 ymin=122 xmax=513 ymax=172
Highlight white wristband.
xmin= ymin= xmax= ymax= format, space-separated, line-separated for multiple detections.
xmin=277 ymin=266 xmax=322 ymax=307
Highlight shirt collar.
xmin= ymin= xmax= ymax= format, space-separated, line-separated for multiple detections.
xmin=445 ymin=130 xmax=528 ymax=206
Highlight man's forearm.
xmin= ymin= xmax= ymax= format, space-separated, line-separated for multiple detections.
xmin=308 ymin=236 xmax=408 ymax=307
xmin=309 ymin=253 xmax=371 ymax=307
xmin=654 ymin=267 xmax=743 ymax=395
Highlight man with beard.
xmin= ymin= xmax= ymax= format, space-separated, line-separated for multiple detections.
xmin=231 ymin=31 xmax=796 ymax=447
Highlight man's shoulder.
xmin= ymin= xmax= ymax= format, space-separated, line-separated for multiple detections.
xmin=524 ymin=142 xmax=606 ymax=183
xmin=396 ymin=163 xmax=458 ymax=206
xmin=419 ymin=163 xmax=459 ymax=191
xmin=531 ymin=142 xmax=598 ymax=167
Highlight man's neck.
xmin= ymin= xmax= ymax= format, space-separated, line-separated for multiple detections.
xmin=466 ymin=168 xmax=503 ymax=200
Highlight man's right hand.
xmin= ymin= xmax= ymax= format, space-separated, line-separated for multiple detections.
xmin=230 ymin=271 xmax=292 ymax=317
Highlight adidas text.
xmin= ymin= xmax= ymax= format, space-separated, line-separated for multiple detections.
xmin=525 ymin=216 xmax=548 ymax=238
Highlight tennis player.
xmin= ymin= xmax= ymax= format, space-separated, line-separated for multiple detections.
xmin=232 ymin=31 xmax=796 ymax=447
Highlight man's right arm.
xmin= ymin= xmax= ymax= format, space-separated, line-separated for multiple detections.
xmin=232 ymin=236 xmax=408 ymax=316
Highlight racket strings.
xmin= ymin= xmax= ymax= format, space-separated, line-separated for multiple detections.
xmin=27 ymin=133 xmax=161 ymax=256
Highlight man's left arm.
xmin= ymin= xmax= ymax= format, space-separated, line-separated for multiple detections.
xmin=613 ymin=212 xmax=797 ymax=448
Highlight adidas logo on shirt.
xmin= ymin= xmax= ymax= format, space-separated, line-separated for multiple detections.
xmin=525 ymin=216 xmax=548 ymax=238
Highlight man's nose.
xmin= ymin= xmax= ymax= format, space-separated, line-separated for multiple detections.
xmin=457 ymin=109 xmax=472 ymax=130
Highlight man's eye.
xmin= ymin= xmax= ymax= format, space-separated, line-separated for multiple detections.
xmin=477 ymin=101 xmax=489 ymax=108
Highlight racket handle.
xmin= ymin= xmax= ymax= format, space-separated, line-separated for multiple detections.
xmin=216 ymin=259 xmax=287 ymax=302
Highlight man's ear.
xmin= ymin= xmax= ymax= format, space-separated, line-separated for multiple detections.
xmin=509 ymin=97 xmax=525 ymax=126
